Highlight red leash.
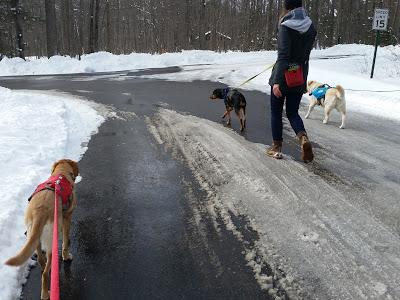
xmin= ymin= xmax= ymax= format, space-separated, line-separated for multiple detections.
xmin=50 ymin=179 xmax=61 ymax=300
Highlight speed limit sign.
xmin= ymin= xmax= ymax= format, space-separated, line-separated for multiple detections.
xmin=372 ymin=8 xmax=389 ymax=31
xmin=370 ymin=8 xmax=389 ymax=78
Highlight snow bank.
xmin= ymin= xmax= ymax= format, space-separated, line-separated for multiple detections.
xmin=0 ymin=87 xmax=105 ymax=299
xmin=1 ymin=44 xmax=399 ymax=120
xmin=0 ymin=50 xmax=269 ymax=76
xmin=0 ymin=44 xmax=398 ymax=82
xmin=148 ymin=108 xmax=400 ymax=299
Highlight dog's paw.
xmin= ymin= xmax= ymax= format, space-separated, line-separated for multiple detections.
xmin=323 ymin=120 xmax=328 ymax=124
xmin=62 ymin=252 xmax=73 ymax=261
xmin=339 ymin=125 xmax=345 ymax=129
xmin=305 ymin=114 xmax=310 ymax=119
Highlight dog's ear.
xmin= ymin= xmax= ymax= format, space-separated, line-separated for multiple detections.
xmin=67 ymin=160 xmax=79 ymax=178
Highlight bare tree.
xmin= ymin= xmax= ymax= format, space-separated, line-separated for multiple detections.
xmin=11 ymin=0 xmax=25 ymax=59
xmin=1 ymin=0 xmax=399 ymax=57
xmin=60 ymin=0 xmax=74 ymax=55
xmin=44 ymin=0 xmax=57 ymax=57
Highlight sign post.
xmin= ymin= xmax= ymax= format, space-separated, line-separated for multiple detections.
xmin=371 ymin=8 xmax=389 ymax=79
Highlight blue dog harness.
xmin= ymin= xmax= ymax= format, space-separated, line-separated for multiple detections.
xmin=309 ymin=84 xmax=331 ymax=104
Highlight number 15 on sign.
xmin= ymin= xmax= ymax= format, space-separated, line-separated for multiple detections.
xmin=372 ymin=9 xmax=389 ymax=31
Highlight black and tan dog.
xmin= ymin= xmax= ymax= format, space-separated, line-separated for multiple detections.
xmin=210 ymin=88 xmax=247 ymax=132
xmin=5 ymin=159 xmax=79 ymax=300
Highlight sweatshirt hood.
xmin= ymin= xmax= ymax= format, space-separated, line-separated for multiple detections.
xmin=281 ymin=7 xmax=312 ymax=34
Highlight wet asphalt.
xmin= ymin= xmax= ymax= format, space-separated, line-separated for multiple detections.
xmin=0 ymin=68 xmax=301 ymax=300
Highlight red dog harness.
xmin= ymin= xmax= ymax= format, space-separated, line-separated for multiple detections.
xmin=29 ymin=174 xmax=73 ymax=210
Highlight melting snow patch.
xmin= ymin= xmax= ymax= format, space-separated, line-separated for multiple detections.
xmin=147 ymin=108 xmax=400 ymax=299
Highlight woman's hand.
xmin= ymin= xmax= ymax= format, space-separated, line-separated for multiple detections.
xmin=273 ymin=84 xmax=283 ymax=98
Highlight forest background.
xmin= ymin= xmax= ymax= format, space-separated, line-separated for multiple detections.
xmin=0 ymin=0 xmax=399 ymax=59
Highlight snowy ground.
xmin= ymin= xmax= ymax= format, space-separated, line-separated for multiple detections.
xmin=147 ymin=108 xmax=400 ymax=299
xmin=0 ymin=88 xmax=106 ymax=300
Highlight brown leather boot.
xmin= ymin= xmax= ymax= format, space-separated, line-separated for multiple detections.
xmin=297 ymin=132 xmax=314 ymax=163
xmin=266 ymin=140 xmax=283 ymax=159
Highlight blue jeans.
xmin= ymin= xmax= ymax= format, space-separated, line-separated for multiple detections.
xmin=270 ymin=88 xmax=306 ymax=141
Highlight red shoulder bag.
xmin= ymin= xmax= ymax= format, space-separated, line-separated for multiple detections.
xmin=284 ymin=63 xmax=304 ymax=88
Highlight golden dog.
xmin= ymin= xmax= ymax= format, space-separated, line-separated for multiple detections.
xmin=306 ymin=80 xmax=347 ymax=129
xmin=5 ymin=159 xmax=79 ymax=300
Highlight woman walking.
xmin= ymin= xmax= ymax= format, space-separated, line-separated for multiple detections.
xmin=267 ymin=0 xmax=317 ymax=163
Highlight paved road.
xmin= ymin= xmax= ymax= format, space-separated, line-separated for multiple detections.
xmin=3 ymin=67 xmax=399 ymax=299
xmin=1 ymin=69 xmax=292 ymax=300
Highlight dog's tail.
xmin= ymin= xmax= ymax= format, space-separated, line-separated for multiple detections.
xmin=336 ymin=85 xmax=345 ymax=99
xmin=5 ymin=219 xmax=45 ymax=266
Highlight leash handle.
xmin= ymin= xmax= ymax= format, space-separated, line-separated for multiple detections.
xmin=50 ymin=180 xmax=60 ymax=300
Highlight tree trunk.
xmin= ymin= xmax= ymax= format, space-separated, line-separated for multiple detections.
xmin=393 ymin=0 xmax=400 ymax=38
xmin=44 ymin=0 xmax=57 ymax=57
xmin=105 ymin=0 xmax=111 ymax=52
xmin=329 ymin=0 xmax=336 ymax=46
xmin=11 ymin=0 xmax=25 ymax=59
xmin=89 ymin=0 xmax=95 ymax=53
xmin=79 ymin=0 xmax=85 ymax=55
xmin=199 ymin=0 xmax=206 ymax=49
xmin=61 ymin=0 xmax=73 ymax=55
xmin=94 ymin=0 xmax=100 ymax=51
